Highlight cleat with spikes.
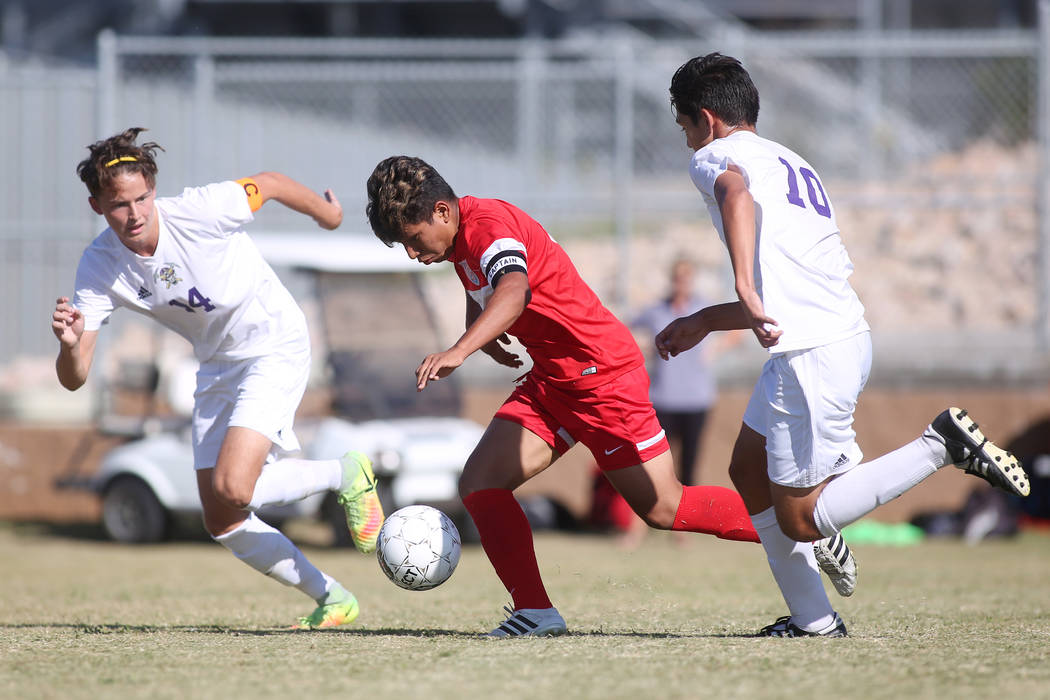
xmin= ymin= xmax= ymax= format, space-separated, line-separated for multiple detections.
xmin=293 ymin=594 xmax=359 ymax=630
xmin=337 ymin=450 xmax=384 ymax=553
xmin=757 ymin=612 xmax=847 ymax=638
xmin=930 ymin=408 xmax=1030 ymax=497
xmin=486 ymin=606 xmax=567 ymax=638
xmin=814 ymin=532 xmax=857 ymax=597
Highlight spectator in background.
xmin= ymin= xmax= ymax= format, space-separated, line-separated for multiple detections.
xmin=608 ymin=257 xmax=739 ymax=548
xmin=634 ymin=258 xmax=719 ymax=490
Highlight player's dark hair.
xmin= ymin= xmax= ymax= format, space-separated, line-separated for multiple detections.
xmin=669 ymin=53 xmax=759 ymax=128
xmin=77 ymin=127 xmax=163 ymax=198
xmin=366 ymin=156 xmax=458 ymax=247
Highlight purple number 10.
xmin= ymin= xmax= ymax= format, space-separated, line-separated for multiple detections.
xmin=779 ymin=157 xmax=831 ymax=219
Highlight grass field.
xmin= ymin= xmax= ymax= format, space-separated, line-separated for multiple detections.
xmin=2 ymin=522 xmax=1049 ymax=700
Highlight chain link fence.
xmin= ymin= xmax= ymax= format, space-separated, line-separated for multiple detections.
xmin=2 ymin=21 xmax=1048 ymax=395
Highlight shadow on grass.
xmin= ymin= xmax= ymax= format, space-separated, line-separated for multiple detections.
xmin=0 ymin=622 xmax=756 ymax=639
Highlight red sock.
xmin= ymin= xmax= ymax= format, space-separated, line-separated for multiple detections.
xmin=462 ymin=488 xmax=553 ymax=610
xmin=672 ymin=485 xmax=760 ymax=543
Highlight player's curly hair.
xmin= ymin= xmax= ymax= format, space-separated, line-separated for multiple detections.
xmin=76 ymin=127 xmax=164 ymax=198
xmin=669 ymin=52 xmax=759 ymax=128
xmin=366 ymin=156 xmax=457 ymax=247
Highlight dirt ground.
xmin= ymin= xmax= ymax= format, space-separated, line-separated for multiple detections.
xmin=2 ymin=385 xmax=1048 ymax=526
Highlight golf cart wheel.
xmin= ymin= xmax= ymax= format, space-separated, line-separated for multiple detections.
xmin=101 ymin=476 xmax=169 ymax=543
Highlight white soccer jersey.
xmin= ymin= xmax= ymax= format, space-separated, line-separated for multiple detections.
xmin=689 ymin=130 xmax=869 ymax=353
xmin=72 ymin=181 xmax=307 ymax=362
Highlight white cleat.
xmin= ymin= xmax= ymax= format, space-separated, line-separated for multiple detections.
xmin=487 ymin=606 xmax=567 ymax=638
xmin=814 ymin=532 xmax=857 ymax=597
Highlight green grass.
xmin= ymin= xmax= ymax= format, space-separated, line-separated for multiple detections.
xmin=1 ymin=523 xmax=1048 ymax=700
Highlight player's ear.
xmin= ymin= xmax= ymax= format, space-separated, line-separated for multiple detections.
xmin=434 ymin=200 xmax=450 ymax=223
xmin=88 ymin=196 xmax=103 ymax=215
xmin=698 ymin=108 xmax=718 ymax=131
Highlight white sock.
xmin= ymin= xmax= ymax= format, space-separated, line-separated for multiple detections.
xmin=751 ymin=506 xmax=835 ymax=633
xmin=214 ymin=512 xmax=340 ymax=603
xmin=813 ymin=430 xmax=947 ymax=537
xmin=247 ymin=458 xmax=341 ymax=510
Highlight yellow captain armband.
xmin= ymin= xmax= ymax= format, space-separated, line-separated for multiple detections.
xmin=236 ymin=177 xmax=264 ymax=212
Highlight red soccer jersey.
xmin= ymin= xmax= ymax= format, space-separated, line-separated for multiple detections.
xmin=450 ymin=196 xmax=643 ymax=390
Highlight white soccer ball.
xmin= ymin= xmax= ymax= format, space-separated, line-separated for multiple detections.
xmin=376 ymin=505 xmax=461 ymax=591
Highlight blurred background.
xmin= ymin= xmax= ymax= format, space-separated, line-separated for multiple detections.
xmin=2 ymin=0 xmax=1049 ymax=540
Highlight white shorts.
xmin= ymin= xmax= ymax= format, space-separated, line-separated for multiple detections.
xmin=743 ymin=331 xmax=871 ymax=488
xmin=191 ymin=344 xmax=311 ymax=470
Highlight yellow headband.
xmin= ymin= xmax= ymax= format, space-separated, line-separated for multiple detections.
xmin=104 ymin=155 xmax=138 ymax=168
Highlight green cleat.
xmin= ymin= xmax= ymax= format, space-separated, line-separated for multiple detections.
xmin=337 ymin=450 xmax=384 ymax=553
xmin=293 ymin=593 xmax=360 ymax=630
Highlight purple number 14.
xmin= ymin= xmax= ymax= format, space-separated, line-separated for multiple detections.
xmin=169 ymin=286 xmax=216 ymax=313
xmin=779 ymin=157 xmax=831 ymax=219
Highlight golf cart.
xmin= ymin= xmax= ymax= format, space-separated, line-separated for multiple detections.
xmin=57 ymin=233 xmax=484 ymax=544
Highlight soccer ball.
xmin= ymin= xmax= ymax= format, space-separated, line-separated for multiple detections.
xmin=376 ymin=505 xmax=461 ymax=591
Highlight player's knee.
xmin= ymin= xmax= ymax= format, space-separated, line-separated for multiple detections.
xmin=636 ymin=500 xmax=677 ymax=530
xmin=211 ymin=474 xmax=253 ymax=511
xmin=457 ymin=471 xmax=489 ymax=500
xmin=776 ymin=513 xmax=821 ymax=542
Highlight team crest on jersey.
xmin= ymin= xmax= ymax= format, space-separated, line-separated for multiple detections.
xmin=154 ymin=263 xmax=182 ymax=289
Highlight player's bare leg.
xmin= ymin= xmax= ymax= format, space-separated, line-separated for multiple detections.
xmin=459 ymin=418 xmax=566 ymax=637
xmin=210 ymin=426 xmax=272 ymax=511
xmin=730 ymin=424 xmax=850 ymax=635
xmin=200 ymin=429 xmax=357 ymax=629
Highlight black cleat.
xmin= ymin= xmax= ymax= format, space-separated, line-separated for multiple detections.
xmin=757 ymin=613 xmax=848 ymax=638
xmin=930 ymin=408 xmax=1030 ymax=497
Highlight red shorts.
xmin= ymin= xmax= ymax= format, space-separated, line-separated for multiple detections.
xmin=494 ymin=365 xmax=669 ymax=470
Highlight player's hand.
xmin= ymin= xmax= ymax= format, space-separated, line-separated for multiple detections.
xmin=52 ymin=296 xmax=84 ymax=348
xmin=479 ymin=333 xmax=523 ymax=369
xmin=416 ymin=347 xmax=468 ymax=391
xmin=751 ymin=319 xmax=782 ymax=348
xmin=655 ymin=314 xmax=707 ymax=360
xmin=738 ymin=291 xmax=781 ymax=348
xmin=315 ymin=189 xmax=343 ymax=230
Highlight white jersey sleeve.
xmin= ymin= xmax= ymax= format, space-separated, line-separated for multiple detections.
xmin=72 ymin=242 xmax=119 ymax=332
xmin=689 ymin=147 xmax=750 ymax=198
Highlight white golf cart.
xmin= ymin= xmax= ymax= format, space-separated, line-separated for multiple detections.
xmin=57 ymin=233 xmax=484 ymax=544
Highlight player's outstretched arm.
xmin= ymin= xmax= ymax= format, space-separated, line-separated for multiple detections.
xmin=416 ymin=271 xmax=529 ymax=391
xmin=52 ymin=296 xmax=98 ymax=391
xmin=715 ymin=166 xmax=781 ymax=349
xmin=245 ymin=172 xmax=343 ymax=230
xmin=655 ymin=301 xmax=748 ymax=360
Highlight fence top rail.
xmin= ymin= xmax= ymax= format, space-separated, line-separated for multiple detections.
xmin=104 ymin=28 xmax=1039 ymax=59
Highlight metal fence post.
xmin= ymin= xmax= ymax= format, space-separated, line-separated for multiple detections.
xmin=96 ymin=29 xmax=117 ymax=138
xmin=193 ymin=51 xmax=215 ymax=186
xmin=613 ymin=38 xmax=634 ymax=310
xmin=1039 ymin=0 xmax=1050 ymax=352
xmin=860 ymin=0 xmax=883 ymax=179
xmin=516 ymin=40 xmax=542 ymax=205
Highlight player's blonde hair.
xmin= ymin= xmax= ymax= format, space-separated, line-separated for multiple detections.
xmin=77 ymin=127 xmax=163 ymax=198
xmin=366 ymin=155 xmax=457 ymax=247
